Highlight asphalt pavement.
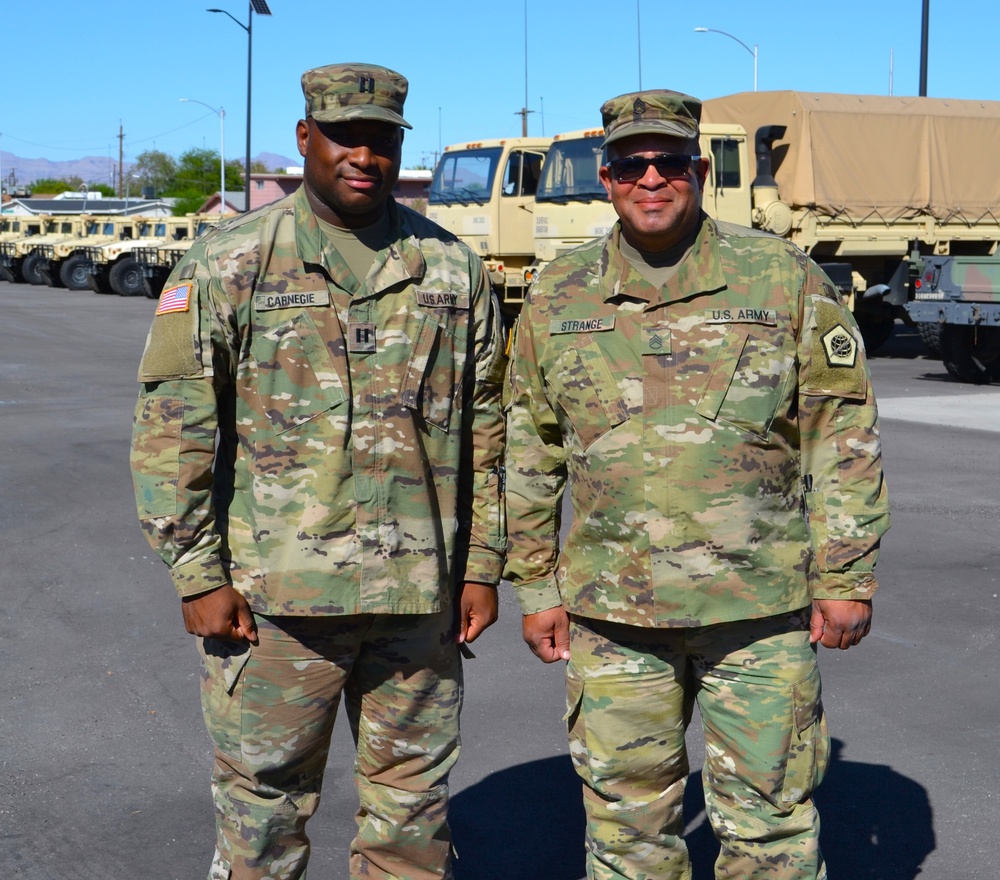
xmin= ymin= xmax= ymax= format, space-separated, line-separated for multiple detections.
xmin=0 ymin=282 xmax=996 ymax=879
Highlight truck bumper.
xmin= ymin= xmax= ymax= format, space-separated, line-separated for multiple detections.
xmin=906 ymin=301 xmax=1000 ymax=326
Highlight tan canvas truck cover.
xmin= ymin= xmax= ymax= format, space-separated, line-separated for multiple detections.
xmin=701 ymin=90 xmax=1000 ymax=223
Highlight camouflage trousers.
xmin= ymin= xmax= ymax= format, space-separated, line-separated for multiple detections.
xmin=566 ymin=610 xmax=830 ymax=880
xmin=198 ymin=610 xmax=462 ymax=880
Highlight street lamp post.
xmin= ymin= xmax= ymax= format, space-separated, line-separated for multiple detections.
xmin=180 ymin=98 xmax=226 ymax=215
xmin=207 ymin=1 xmax=272 ymax=212
xmin=695 ymin=27 xmax=758 ymax=92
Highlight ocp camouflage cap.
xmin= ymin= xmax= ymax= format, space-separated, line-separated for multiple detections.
xmin=600 ymin=90 xmax=701 ymax=148
xmin=301 ymin=62 xmax=412 ymax=129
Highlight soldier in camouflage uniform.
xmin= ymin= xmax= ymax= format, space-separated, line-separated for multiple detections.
xmin=130 ymin=63 xmax=507 ymax=880
xmin=504 ymin=90 xmax=890 ymax=879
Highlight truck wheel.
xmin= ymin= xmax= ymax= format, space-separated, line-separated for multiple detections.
xmin=940 ymin=325 xmax=1000 ymax=384
xmin=0 ymin=265 xmax=13 ymax=283
xmin=109 ymin=258 xmax=151 ymax=298
xmin=917 ymin=322 xmax=943 ymax=358
xmin=59 ymin=255 xmax=93 ymax=290
xmin=858 ymin=317 xmax=895 ymax=353
xmin=21 ymin=252 xmax=47 ymax=286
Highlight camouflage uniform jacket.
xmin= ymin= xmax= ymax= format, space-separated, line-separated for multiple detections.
xmin=504 ymin=215 xmax=890 ymax=627
xmin=131 ymin=186 xmax=507 ymax=615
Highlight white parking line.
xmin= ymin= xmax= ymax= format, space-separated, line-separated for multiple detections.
xmin=877 ymin=393 xmax=1000 ymax=432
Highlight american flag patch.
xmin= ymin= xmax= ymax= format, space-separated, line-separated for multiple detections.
xmin=156 ymin=283 xmax=192 ymax=315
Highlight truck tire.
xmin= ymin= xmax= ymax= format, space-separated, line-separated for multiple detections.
xmin=940 ymin=325 xmax=1000 ymax=384
xmin=858 ymin=317 xmax=895 ymax=353
xmin=109 ymin=258 xmax=151 ymax=298
xmin=0 ymin=265 xmax=14 ymax=283
xmin=21 ymin=252 xmax=47 ymax=286
xmin=59 ymin=255 xmax=93 ymax=291
xmin=917 ymin=321 xmax=943 ymax=358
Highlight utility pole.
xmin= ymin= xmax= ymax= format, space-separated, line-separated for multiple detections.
xmin=515 ymin=107 xmax=535 ymax=137
xmin=117 ymin=123 xmax=125 ymax=197
xmin=919 ymin=0 xmax=929 ymax=96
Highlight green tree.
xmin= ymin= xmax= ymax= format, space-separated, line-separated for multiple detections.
xmin=224 ymin=159 xmax=244 ymax=192
xmin=133 ymin=149 xmax=177 ymax=196
xmin=31 ymin=176 xmax=84 ymax=194
xmin=170 ymin=188 xmax=209 ymax=217
xmin=173 ymin=148 xmax=219 ymax=194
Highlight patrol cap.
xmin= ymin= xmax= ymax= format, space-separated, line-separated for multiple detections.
xmin=301 ymin=62 xmax=412 ymax=130
xmin=600 ymin=90 xmax=701 ymax=148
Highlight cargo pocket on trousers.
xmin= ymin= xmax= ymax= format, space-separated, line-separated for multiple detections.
xmin=780 ymin=662 xmax=830 ymax=807
xmin=199 ymin=638 xmax=252 ymax=761
xmin=563 ymin=663 xmax=591 ymax=783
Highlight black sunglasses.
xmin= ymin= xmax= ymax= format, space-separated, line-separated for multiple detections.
xmin=606 ymin=154 xmax=698 ymax=183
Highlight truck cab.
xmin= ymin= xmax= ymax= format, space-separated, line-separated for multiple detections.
xmin=427 ymin=136 xmax=550 ymax=315
xmin=529 ymin=123 xmax=753 ymax=281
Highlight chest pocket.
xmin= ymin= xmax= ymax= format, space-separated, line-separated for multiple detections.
xmin=694 ymin=331 xmax=794 ymax=440
xmin=249 ymin=312 xmax=348 ymax=435
xmin=548 ymin=338 xmax=629 ymax=452
xmin=399 ymin=307 xmax=469 ymax=433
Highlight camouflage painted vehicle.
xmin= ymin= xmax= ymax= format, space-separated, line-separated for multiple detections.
xmin=906 ymin=254 xmax=1000 ymax=383
xmin=39 ymin=217 xmax=143 ymax=290
xmin=82 ymin=216 xmax=202 ymax=296
xmin=427 ymin=136 xmax=550 ymax=319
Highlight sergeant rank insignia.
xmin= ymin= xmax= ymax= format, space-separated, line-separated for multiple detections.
xmin=821 ymin=324 xmax=858 ymax=368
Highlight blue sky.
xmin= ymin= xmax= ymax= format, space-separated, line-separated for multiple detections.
xmin=1 ymin=0 xmax=998 ymax=176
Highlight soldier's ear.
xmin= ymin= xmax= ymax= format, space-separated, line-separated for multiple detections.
xmin=296 ymin=119 xmax=310 ymax=159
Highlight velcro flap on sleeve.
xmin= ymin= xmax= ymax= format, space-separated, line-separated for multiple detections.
xmin=138 ymin=279 xmax=205 ymax=381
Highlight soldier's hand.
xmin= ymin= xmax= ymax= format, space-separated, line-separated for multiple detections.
xmin=182 ymin=585 xmax=258 ymax=644
xmin=455 ymin=581 xmax=499 ymax=646
xmin=810 ymin=598 xmax=872 ymax=650
xmin=522 ymin=607 xmax=571 ymax=663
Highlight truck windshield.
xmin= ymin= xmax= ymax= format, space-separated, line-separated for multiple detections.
xmin=430 ymin=147 xmax=503 ymax=205
xmin=536 ymin=136 xmax=607 ymax=202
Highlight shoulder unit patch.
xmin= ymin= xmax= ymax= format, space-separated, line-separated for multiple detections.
xmin=821 ymin=323 xmax=858 ymax=368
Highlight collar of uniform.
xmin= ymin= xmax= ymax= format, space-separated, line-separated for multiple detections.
xmin=292 ymin=188 xmax=426 ymax=297
xmin=598 ymin=213 xmax=728 ymax=306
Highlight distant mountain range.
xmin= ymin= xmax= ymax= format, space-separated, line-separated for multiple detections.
xmin=1 ymin=150 xmax=301 ymax=189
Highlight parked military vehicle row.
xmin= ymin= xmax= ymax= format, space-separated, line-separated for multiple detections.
xmin=0 ymin=213 xmax=218 ymax=298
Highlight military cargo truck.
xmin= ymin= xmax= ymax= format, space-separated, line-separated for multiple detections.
xmin=528 ymin=128 xmax=615 ymax=285
xmin=426 ymin=136 xmax=550 ymax=317
xmin=529 ymin=123 xmax=757 ymax=284
xmin=905 ymin=254 xmax=1000 ymax=383
xmin=698 ymin=91 xmax=1000 ymax=350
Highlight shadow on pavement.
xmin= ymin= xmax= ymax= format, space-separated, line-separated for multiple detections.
xmin=870 ymin=323 xmax=930 ymax=360
xmin=453 ymin=739 xmax=933 ymax=880
xmin=451 ymin=755 xmax=585 ymax=880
